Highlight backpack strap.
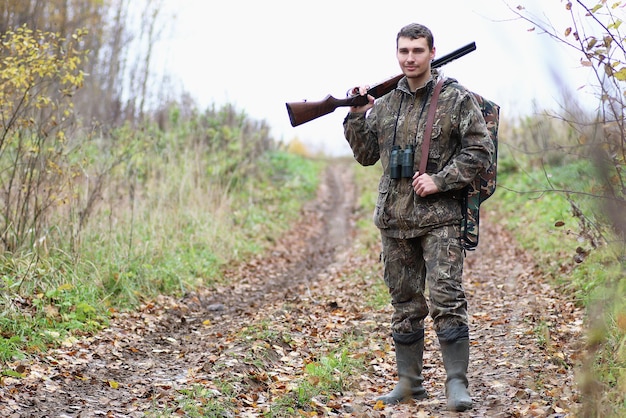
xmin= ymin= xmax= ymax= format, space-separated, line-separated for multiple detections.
xmin=419 ymin=78 xmax=445 ymax=175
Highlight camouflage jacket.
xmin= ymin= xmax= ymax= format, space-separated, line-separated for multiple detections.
xmin=343 ymin=71 xmax=494 ymax=238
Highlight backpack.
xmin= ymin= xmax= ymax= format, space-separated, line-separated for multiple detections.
xmin=460 ymin=94 xmax=500 ymax=250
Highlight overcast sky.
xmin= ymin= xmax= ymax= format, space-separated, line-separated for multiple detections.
xmin=154 ymin=0 xmax=604 ymax=156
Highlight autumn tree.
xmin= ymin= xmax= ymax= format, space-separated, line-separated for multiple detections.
xmin=0 ymin=26 xmax=88 ymax=251
xmin=0 ymin=0 xmax=170 ymax=127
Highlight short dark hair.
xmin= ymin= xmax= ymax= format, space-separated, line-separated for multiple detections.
xmin=396 ymin=23 xmax=434 ymax=50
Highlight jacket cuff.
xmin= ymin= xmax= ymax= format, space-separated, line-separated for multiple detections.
xmin=431 ymin=173 xmax=449 ymax=193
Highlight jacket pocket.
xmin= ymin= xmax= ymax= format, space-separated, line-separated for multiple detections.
xmin=373 ymin=175 xmax=391 ymax=229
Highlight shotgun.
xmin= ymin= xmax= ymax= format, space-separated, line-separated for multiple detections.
xmin=286 ymin=42 xmax=477 ymax=127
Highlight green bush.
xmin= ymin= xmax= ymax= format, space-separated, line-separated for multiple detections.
xmin=0 ymin=100 xmax=324 ymax=363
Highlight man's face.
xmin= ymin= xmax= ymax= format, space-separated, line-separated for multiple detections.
xmin=396 ymin=36 xmax=435 ymax=81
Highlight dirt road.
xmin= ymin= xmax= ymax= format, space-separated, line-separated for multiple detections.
xmin=0 ymin=163 xmax=583 ymax=417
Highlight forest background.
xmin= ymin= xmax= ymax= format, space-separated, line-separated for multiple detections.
xmin=0 ymin=0 xmax=624 ymax=416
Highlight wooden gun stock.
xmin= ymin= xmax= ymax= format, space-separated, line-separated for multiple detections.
xmin=285 ymin=42 xmax=476 ymax=127
xmin=286 ymin=75 xmax=403 ymax=127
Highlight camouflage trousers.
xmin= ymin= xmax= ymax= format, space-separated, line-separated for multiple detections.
xmin=381 ymin=224 xmax=468 ymax=334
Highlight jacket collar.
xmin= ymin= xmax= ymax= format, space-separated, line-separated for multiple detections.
xmin=397 ymin=69 xmax=441 ymax=95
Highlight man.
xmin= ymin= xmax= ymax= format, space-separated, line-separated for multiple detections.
xmin=343 ymin=23 xmax=494 ymax=412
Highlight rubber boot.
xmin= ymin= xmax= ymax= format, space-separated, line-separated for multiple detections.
xmin=377 ymin=329 xmax=428 ymax=404
xmin=438 ymin=327 xmax=473 ymax=412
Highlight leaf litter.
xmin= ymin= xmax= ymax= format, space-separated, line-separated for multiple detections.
xmin=0 ymin=165 xmax=583 ymax=417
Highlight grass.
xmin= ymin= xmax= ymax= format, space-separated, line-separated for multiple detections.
xmin=153 ymin=317 xmax=370 ymax=417
xmin=496 ymin=155 xmax=625 ymax=417
xmin=368 ymin=106 xmax=626 ymax=415
xmin=157 ymin=143 xmax=625 ymax=417
xmin=501 ymin=160 xmax=621 ymax=278
xmin=0 ymin=98 xmax=329 ymax=410
xmin=147 ymin=160 xmax=385 ymax=416
xmin=297 ymin=349 xmax=363 ymax=403
xmin=80 ymin=148 xmax=324 ymax=306
xmin=2 ymin=103 xmax=624 ymax=415
xmin=332 ymin=149 xmax=626 ymax=412
xmin=0 ymin=125 xmax=324 ymax=364
xmin=145 ymin=384 xmax=235 ymax=418
xmin=0 ymin=251 xmax=106 ymax=363
xmin=266 ymin=347 xmax=367 ymax=416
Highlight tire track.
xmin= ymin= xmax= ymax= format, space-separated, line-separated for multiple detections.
xmin=0 ymin=163 xmax=359 ymax=417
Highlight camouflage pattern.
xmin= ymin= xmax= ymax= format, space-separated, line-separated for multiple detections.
xmin=461 ymin=95 xmax=500 ymax=250
xmin=344 ymin=71 xmax=495 ymax=239
xmin=344 ymin=71 xmax=494 ymax=334
xmin=381 ymin=224 xmax=468 ymax=333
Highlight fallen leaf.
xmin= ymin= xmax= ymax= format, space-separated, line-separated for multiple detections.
xmin=373 ymin=400 xmax=385 ymax=410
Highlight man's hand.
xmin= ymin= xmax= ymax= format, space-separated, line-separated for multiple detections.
xmin=412 ymin=172 xmax=439 ymax=197
xmin=348 ymin=85 xmax=375 ymax=113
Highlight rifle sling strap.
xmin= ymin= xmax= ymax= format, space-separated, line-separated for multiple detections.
xmin=419 ymin=78 xmax=444 ymax=175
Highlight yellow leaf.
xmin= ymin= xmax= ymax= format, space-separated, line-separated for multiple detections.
xmin=613 ymin=67 xmax=626 ymax=81
xmin=308 ymin=376 xmax=320 ymax=386
xmin=57 ymin=283 xmax=73 ymax=291
xmin=202 ymin=319 xmax=212 ymax=326
xmin=108 ymin=380 xmax=119 ymax=389
xmin=373 ymin=400 xmax=386 ymax=410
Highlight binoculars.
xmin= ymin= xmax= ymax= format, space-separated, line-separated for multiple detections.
xmin=389 ymin=145 xmax=415 ymax=179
